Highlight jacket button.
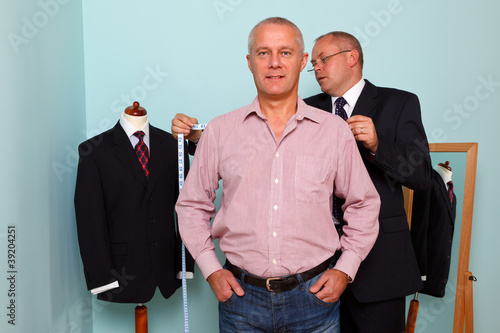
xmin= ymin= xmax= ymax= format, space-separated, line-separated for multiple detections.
xmin=151 ymin=242 xmax=158 ymax=247
xmin=149 ymin=219 xmax=155 ymax=224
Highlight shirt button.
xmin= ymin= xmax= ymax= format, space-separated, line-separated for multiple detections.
xmin=273 ymin=232 xmax=277 ymax=237
xmin=151 ymin=241 xmax=158 ymax=247
xmin=274 ymin=178 xmax=279 ymax=184
xmin=149 ymin=219 xmax=155 ymax=224
xmin=272 ymin=259 xmax=277 ymax=264
xmin=275 ymin=152 xmax=279 ymax=158
xmin=273 ymin=205 xmax=278 ymax=211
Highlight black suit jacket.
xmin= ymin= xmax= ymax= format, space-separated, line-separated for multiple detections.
xmin=304 ymin=80 xmax=432 ymax=303
xmin=74 ymin=122 xmax=195 ymax=303
xmin=411 ymin=170 xmax=456 ymax=297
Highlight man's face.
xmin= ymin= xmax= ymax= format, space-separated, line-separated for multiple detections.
xmin=311 ymin=36 xmax=352 ymax=97
xmin=247 ymin=24 xmax=308 ymax=100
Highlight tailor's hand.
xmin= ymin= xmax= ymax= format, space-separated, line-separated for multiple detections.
xmin=171 ymin=113 xmax=202 ymax=142
xmin=346 ymin=115 xmax=379 ymax=153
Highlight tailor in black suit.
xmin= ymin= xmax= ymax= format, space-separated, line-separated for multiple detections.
xmin=74 ymin=121 xmax=194 ymax=303
xmin=411 ymin=169 xmax=456 ymax=297
xmin=304 ymin=80 xmax=432 ymax=330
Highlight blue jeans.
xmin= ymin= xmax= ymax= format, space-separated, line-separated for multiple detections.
xmin=218 ymin=268 xmax=340 ymax=332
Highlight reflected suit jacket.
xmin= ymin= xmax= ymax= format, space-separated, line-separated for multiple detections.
xmin=304 ymin=80 xmax=432 ymax=303
xmin=74 ymin=122 xmax=194 ymax=303
xmin=411 ymin=169 xmax=456 ymax=297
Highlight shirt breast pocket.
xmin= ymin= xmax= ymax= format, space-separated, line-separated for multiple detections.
xmin=295 ymin=155 xmax=330 ymax=203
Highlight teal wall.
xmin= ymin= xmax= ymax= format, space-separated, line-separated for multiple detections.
xmin=1 ymin=0 xmax=499 ymax=332
xmin=0 ymin=0 xmax=89 ymax=332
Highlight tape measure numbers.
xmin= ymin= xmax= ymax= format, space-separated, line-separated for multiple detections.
xmin=177 ymin=124 xmax=206 ymax=333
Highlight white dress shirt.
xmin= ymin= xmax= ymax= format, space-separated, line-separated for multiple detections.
xmin=331 ymin=78 xmax=366 ymax=117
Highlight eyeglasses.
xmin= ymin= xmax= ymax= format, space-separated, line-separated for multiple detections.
xmin=307 ymin=50 xmax=351 ymax=72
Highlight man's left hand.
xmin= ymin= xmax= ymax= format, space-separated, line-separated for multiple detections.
xmin=309 ymin=269 xmax=350 ymax=303
xmin=346 ymin=115 xmax=378 ymax=153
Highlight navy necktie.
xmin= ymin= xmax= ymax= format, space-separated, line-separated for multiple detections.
xmin=133 ymin=131 xmax=149 ymax=180
xmin=332 ymin=97 xmax=348 ymax=227
xmin=335 ymin=97 xmax=348 ymax=121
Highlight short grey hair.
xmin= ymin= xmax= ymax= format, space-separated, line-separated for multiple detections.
xmin=248 ymin=17 xmax=304 ymax=55
xmin=315 ymin=31 xmax=364 ymax=68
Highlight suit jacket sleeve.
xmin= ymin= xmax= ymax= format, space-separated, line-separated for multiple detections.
xmin=409 ymin=177 xmax=432 ymax=276
xmin=187 ymin=140 xmax=197 ymax=156
xmin=365 ymin=92 xmax=432 ymax=191
xmin=74 ymin=141 xmax=116 ymax=290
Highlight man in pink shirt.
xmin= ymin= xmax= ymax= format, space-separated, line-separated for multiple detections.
xmin=175 ymin=17 xmax=380 ymax=332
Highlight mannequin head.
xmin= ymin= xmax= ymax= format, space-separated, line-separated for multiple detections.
xmin=123 ymin=101 xmax=148 ymax=130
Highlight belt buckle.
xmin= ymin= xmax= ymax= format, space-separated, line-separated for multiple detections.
xmin=266 ymin=277 xmax=281 ymax=292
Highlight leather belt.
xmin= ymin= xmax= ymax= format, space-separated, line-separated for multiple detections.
xmin=225 ymin=256 xmax=334 ymax=292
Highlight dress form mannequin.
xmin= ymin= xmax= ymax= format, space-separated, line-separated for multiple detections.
xmin=124 ymin=101 xmax=148 ymax=130
xmin=75 ymin=99 xmax=195 ymax=313
xmin=411 ymin=160 xmax=457 ymax=298
xmin=124 ymin=101 xmax=149 ymax=333
xmin=435 ymin=161 xmax=452 ymax=185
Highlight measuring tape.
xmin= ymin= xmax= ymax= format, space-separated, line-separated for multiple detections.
xmin=177 ymin=123 xmax=206 ymax=333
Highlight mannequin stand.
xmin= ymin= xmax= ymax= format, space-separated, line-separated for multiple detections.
xmin=135 ymin=303 xmax=148 ymax=333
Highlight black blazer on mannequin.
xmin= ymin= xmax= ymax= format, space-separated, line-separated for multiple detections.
xmin=411 ymin=169 xmax=456 ymax=297
xmin=74 ymin=121 xmax=194 ymax=303
xmin=304 ymin=80 xmax=432 ymax=303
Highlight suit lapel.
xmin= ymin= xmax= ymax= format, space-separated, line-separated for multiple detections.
xmin=317 ymin=93 xmax=333 ymax=113
xmin=352 ymin=80 xmax=378 ymax=118
xmin=147 ymin=125 xmax=168 ymax=197
xmin=112 ymin=122 xmax=149 ymax=189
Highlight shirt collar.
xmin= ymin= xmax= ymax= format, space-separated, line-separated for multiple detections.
xmin=243 ymin=97 xmax=265 ymax=121
xmin=296 ymin=97 xmax=320 ymax=123
xmin=435 ymin=165 xmax=452 ymax=185
xmin=120 ymin=112 xmax=150 ymax=139
xmin=332 ymin=78 xmax=365 ymax=112
xmin=243 ymin=96 xmax=320 ymax=124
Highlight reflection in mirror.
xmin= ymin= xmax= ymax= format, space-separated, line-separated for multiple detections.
xmin=406 ymin=152 xmax=467 ymax=333
xmin=405 ymin=142 xmax=478 ymax=333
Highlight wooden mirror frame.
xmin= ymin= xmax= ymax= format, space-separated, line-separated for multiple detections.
xmin=404 ymin=142 xmax=478 ymax=333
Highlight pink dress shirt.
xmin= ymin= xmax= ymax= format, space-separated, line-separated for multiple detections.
xmin=176 ymin=97 xmax=380 ymax=281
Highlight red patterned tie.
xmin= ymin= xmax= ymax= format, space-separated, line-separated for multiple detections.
xmin=447 ymin=181 xmax=454 ymax=205
xmin=133 ymin=131 xmax=149 ymax=180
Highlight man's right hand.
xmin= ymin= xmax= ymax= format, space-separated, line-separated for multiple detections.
xmin=171 ymin=113 xmax=202 ymax=142
xmin=309 ymin=268 xmax=349 ymax=303
xmin=206 ymin=269 xmax=245 ymax=302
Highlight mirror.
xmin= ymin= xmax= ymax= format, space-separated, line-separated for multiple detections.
xmin=404 ymin=143 xmax=478 ymax=333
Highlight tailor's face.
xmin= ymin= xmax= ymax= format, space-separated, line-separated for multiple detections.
xmin=311 ymin=36 xmax=354 ymax=97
